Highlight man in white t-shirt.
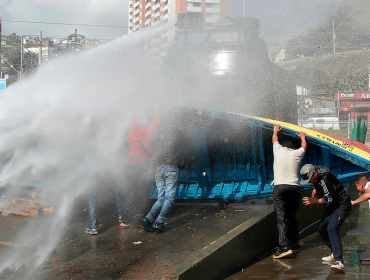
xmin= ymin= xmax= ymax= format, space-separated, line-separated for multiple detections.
xmin=272 ymin=124 xmax=307 ymax=259
xmin=353 ymin=174 xmax=370 ymax=210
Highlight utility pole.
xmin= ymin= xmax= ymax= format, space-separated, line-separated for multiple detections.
xmin=333 ymin=19 xmax=336 ymax=54
xmin=74 ymin=29 xmax=77 ymax=51
xmin=38 ymin=31 xmax=42 ymax=65
xmin=20 ymin=35 xmax=23 ymax=78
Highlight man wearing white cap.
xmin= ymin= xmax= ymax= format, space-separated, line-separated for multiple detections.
xmin=301 ymin=164 xmax=352 ymax=273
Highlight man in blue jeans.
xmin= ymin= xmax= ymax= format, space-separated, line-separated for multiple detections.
xmin=142 ymin=119 xmax=185 ymax=233
xmin=301 ymin=164 xmax=352 ymax=273
xmin=85 ymin=180 xmax=125 ymax=235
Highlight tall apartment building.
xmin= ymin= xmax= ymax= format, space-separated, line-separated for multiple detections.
xmin=128 ymin=0 xmax=176 ymax=33
xmin=181 ymin=0 xmax=226 ymax=28
xmin=128 ymin=0 xmax=226 ymax=33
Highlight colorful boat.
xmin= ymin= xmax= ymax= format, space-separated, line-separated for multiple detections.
xmin=150 ymin=108 xmax=370 ymax=203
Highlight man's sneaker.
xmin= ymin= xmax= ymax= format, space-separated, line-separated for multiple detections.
xmin=153 ymin=223 xmax=166 ymax=233
xmin=331 ymin=261 xmax=345 ymax=273
xmin=273 ymin=247 xmax=293 ymax=259
xmin=322 ymin=253 xmax=335 ymax=262
xmin=119 ymin=220 xmax=129 ymax=229
xmin=142 ymin=218 xmax=153 ymax=232
xmin=85 ymin=228 xmax=98 ymax=235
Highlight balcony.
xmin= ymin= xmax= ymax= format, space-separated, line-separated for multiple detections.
xmin=145 ymin=10 xmax=151 ymax=18
xmin=145 ymin=18 xmax=151 ymax=25
xmin=187 ymin=6 xmax=201 ymax=12
xmin=129 ymin=0 xmax=133 ymax=5
xmin=153 ymin=11 xmax=160 ymax=19
xmin=206 ymin=7 xmax=220 ymax=13
xmin=133 ymin=9 xmax=140 ymax=16
xmin=134 ymin=17 xmax=140 ymax=24
xmin=145 ymin=2 xmax=151 ymax=9
xmin=134 ymin=1 xmax=140 ymax=8
xmin=163 ymin=4 xmax=168 ymax=12
xmin=152 ymin=3 xmax=160 ymax=11
xmin=163 ymin=13 xmax=169 ymax=21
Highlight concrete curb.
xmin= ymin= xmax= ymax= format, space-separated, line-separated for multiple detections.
xmin=168 ymin=190 xmax=322 ymax=280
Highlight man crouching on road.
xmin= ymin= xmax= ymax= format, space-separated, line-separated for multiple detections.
xmin=301 ymin=164 xmax=352 ymax=273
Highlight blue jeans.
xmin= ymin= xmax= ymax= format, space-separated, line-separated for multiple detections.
xmin=146 ymin=165 xmax=179 ymax=225
xmin=87 ymin=185 xmax=124 ymax=230
xmin=87 ymin=191 xmax=99 ymax=230
xmin=319 ymin=206 xmax=351 ymax=264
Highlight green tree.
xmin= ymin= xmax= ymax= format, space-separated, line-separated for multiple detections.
xmin=327 ymin=70 xmax=368 ymax=94
xmin=7 ymin=51 xmax=39 ymax=76
xmin=2 ymin=33 xmax=40 ymax=81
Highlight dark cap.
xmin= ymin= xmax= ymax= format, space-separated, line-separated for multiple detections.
xmin=300 ymin=164 xmax=316 ymax=185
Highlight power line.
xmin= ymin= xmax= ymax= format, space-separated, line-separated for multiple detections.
xmin=2 ymin=19 xmax=128 ymax=29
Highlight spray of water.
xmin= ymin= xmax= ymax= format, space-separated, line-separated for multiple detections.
xmin=0 ymin=19 xmax=294 ymax=277
xmin=0 ymin=24 xmax=186 ymax=275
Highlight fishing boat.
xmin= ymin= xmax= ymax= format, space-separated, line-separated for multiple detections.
xmin=150 ymin=108 xmax=370 ymax=203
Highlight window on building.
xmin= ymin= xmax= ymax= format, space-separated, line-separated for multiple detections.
xmin=206 ymin=3 xmax=220 ymax=8
xmin=193 ymin=2 xmax=201 ymax=7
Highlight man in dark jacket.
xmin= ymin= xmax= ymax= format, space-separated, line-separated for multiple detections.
xmin=142 ymin=117 xmax=186 ymax=233
xmin=301 ymin=164 xmax=352 ymax=273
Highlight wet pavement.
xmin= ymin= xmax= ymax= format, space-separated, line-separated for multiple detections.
xmin=1 ymin=187 xmax=370 ymax=280
xmin=0 ymin=199 xmax=270 ymax=280
xmin=226 ymin=199 xmax=370 ymax=280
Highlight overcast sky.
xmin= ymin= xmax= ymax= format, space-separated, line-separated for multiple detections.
xmin=2 ymin=0 xmax=129 ymax=40
xmin=2 ymin=0 xmax=342 ymax=44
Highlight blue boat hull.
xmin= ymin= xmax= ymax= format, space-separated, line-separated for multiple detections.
xmin=150 ymin=109 xmax=370 ymax=203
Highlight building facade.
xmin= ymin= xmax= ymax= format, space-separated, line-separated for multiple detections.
xmin=128 ymin=0 xmax=226 ymax=33
xmin=335 ymin=91 xmax=370 ymax=127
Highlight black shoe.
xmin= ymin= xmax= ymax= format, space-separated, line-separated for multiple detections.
xmin=273 ymin=247 xmax=293 ymax=259
xmin=153 ymin=223 xmax=166 ymax=233
xmin=142 ymin=218 xmax=153 ymax=232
